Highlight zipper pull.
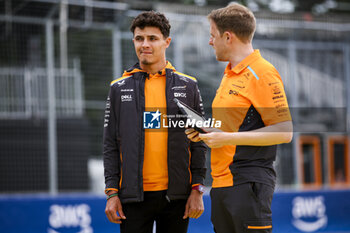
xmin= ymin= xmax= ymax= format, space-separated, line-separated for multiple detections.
xmin=165 ymin=195 xmax=171 ymax=202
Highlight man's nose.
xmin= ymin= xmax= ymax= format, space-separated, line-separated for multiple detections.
xmin=142 ymin=39 xmax=150 ymax=47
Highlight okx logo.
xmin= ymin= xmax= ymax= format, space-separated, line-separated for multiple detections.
xmin=143 ymin=110 xmax=161 ymax=129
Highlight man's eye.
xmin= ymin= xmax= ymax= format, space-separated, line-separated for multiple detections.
xmin=135 ymin=37 xmax=143 ymax=41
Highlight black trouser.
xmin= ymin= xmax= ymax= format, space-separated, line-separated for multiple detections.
xmin=210 ymin=183 xmax=274 ymax=233
xmin=120 ymin=190 xmax=189 ymax=233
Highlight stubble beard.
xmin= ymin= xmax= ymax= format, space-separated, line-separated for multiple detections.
xmin=216 ymin=53 xmax=223 ymax=62
xmin=141 ymin=59 xmax=152 ymax=66
xmin=215 ymin=49 xmax=227 ymax=62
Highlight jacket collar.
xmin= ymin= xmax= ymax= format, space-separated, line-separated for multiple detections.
xmin=124 ymin=61 xmax=176 ymax=77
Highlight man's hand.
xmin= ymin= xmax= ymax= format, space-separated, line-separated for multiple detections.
xmin=183 ymin=190 xmax=204 ymax=219
xmin=105 ymin=194 xmax=126 ymax=224
xmin=199 ymin=132 xmax=230 ymax=148
xmin=185 ymin=128 xmax=201 ymax=142
xmin=186 ymin=127 xmax=226 ymax=148
xmin=185 ymin=128 xmax=222 ymax=143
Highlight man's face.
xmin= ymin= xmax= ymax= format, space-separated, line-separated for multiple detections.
xmin=209 ymin=21 xmax=228 ymax=62
xmin=133 ymin=26 xmax=171 ymax=66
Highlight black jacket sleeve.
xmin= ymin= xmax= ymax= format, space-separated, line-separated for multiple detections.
xmin=190 ymin=83 xmax=207 ymax=185
xmin=103 ymin=87 xmax=121 ymax=191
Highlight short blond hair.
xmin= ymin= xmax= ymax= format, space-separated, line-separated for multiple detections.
xmin=208 ymin=3 xmax=256 ymax=43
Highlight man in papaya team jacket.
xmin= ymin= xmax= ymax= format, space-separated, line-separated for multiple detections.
xmin=103 ymin=11 xmax=207 ymax=233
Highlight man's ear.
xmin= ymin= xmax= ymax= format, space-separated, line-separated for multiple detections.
xmin=165 ymin=37 xmax=172 ymax=48
xmin=225 ymin=31 xmax=239 ymax=44
xmin=223 ymin=31 xmax=232 ymax=44
xmin=224 ymin=31 xmax=230 ymax=40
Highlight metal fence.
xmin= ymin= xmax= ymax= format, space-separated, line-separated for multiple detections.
xmin=1 ymin=1 xmax=350 ymax=194
xmin=0 ymin=65 xmax=83 ymax=118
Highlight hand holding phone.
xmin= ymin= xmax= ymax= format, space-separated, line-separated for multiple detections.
xmin=173 ymin=98 xmax=207 ymax=134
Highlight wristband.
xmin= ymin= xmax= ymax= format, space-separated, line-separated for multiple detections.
xmin=192 ymin=184 xmax=204 ymax=194
xmin=105 ymin=188 xmax=118 ymax=195
xmin=107 ymin=193 xmax=119 ymax=200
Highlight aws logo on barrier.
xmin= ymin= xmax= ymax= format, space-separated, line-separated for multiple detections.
xmin=292 ymin=196 xmax=327 ymax=232
xmin=48 ymin=204 xmax=92 ymax=233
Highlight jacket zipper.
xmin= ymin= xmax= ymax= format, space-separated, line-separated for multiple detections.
xmin=165 ymin=69 xmax=171 ymax=202
xmin=139 ymin=73 xmax=147 ymax=202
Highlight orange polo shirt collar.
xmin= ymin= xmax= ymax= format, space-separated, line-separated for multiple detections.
xmin=225 ymin=49 xmax=262 ymax=75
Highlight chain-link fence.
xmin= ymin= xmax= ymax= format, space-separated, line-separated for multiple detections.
xmin=1 ymin=1 xmax=350 ymax=194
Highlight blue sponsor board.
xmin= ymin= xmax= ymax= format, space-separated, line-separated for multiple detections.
xmin=0 ymin=194 xmax=115 ymax=233
xmin=1 ymin=190 xmax=350 ymax=233
xmin=272 ymin=189 xmax=350 ymax=232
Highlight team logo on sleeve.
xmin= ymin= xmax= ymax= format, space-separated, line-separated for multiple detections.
xmin=143 ymin=110 xmax=161 ymax=129
xmin=272 ymin=85 xmax=281 ymax=95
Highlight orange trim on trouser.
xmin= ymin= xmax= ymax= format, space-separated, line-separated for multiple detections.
xmin=247 ymin=225 xmax=272 ymax=229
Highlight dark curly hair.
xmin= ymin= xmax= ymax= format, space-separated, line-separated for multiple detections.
xmin=130 ymin=11 xmax=171 ymax=38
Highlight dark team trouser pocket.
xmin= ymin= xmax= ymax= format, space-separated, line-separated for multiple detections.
xmin=244 ymin=182 xmax=274 ymax=232
xmin=211 ymin=183 xmax=274 ymax=233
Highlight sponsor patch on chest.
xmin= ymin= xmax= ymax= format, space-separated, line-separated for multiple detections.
xmin=174 ymin=92 xmax=186 ymax=98
xmin=121 ymin=94 xmax=132 ymax=102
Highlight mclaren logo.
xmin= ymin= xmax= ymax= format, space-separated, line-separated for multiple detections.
xmin=292 ymin=196 xmax=327 ymax=232
xmin=171 ymin=85 xmax=186 ymax=90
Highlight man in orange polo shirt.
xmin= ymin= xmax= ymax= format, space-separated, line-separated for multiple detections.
xmin=186 ymin=3 xmax=293 ymax=233
xmin=103 ymin=11 xmax=207 ymax=233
